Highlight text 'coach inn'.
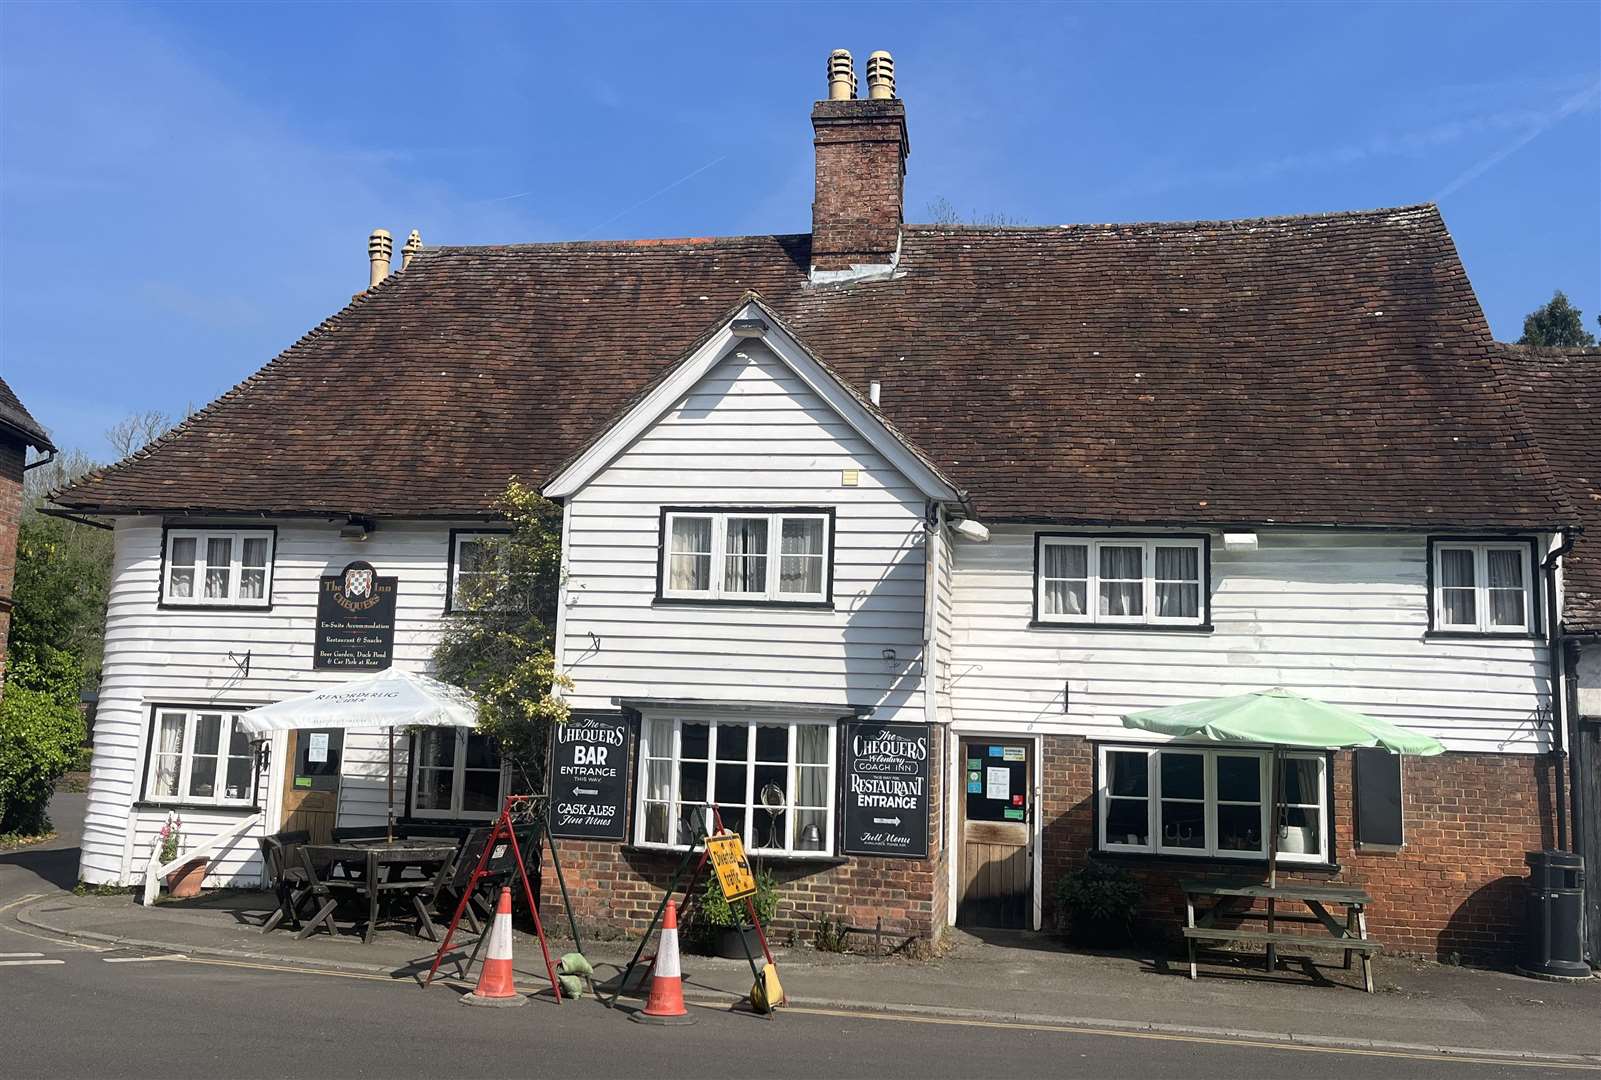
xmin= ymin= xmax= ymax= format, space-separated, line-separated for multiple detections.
xmin=53 ymin=50 xmax=1601 ymax=964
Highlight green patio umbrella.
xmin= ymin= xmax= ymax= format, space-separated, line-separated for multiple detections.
xmin=1123 ymin=688 xmax=1444 ymax=887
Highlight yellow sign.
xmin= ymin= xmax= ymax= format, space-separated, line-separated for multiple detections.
xmin=706 ymin=831 xmax=757 ymax=901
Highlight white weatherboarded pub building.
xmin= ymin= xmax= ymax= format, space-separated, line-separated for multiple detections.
xmin=56 ymin=51 xmax=1596 ymax=965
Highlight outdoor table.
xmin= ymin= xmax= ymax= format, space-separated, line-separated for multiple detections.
xmin=1180 ymin=877 xmax=1382 ymax=992
xmin=303 ymin=841 xmax=458 ymax=944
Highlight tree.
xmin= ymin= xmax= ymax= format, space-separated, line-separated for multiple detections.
xmin=105 ymin=409 xmax=176 ymax=459
xmin=924 ymin=196 xmax=1026 ymax=227
xmin=10 ymin=514 xmax=111 ymax=685
xmin=432 ymin=479 xmax=570 ymax=791
xmin=1517 ymin=291 xmax=1596 ymax=347
xmin=0 ymin=647 xmax=85 ymax=834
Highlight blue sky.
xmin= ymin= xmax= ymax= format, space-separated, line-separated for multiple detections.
xmin=3 ymin=1 xmax=1597 ymax=458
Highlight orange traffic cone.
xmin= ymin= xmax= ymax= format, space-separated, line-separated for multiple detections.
xmin=461 ymin=886 xmax=526 ymax=1008
xmin=630 ymin=899 xmax=695 ymax=1025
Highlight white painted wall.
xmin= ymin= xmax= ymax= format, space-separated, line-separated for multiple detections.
xmin=81 ymin=516 xmax=479 ymax=886
xmin=948 ymin=527 xmax=1555 ymax=753
xmin=559 ymin=342 xmax=930 ymax=721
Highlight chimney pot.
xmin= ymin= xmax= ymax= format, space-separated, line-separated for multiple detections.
xmin=865 ymin=51 xmax=895 ymax=99
xmin=368 ymin=228 xmax=393 ymax=288
xmin=827 ymin=49 xmax=856 ymax=101
xmin=402 ymin=229 xmax=423 ymax=270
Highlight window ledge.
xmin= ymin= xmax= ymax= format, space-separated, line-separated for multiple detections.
xmin=134 ymin=800 xmax=261 ymax=814
xmin=1029 ymin=621 xmax=1213 ymax=634
xmin=1423 ymin=630 xmax=1545 ymax=641
xmin=1090 ymin=848 xmax=1340 ymax=874
xmin=158 ymin=601 xmax=274 ymax=612
xmin=622 ymin=843 xmax=848 ymax=866
xmin=653 ymin=598 xmax=834 ymax=612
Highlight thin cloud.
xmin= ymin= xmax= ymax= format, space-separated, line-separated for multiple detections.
xmin=1433 ymin=79 xmax=1601 ymax=200
xmin=579 ymin=154 xmax=728 ymax=239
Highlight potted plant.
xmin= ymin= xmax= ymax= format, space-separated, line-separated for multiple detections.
xmin=700 ymin=868 xmax=780 ymax=959
xmin=1055 ymin=860 xmax=1140 ymax=947
xmin=158 ymin=815 xmax=206 ymax=899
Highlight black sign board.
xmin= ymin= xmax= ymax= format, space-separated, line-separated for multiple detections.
xmin=548 ymin=715 xmax=632 ymax=841
xmin=842 ymin=721 xmax=931 ymax=859
xmin=314 ymin=560 xmax=398 ymax=671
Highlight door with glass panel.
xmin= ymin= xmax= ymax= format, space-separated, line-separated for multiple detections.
xmin=957 ymin=738 xmax=1033 ymax=929
xmin=280 ymin=728 xmax=343 ymax=843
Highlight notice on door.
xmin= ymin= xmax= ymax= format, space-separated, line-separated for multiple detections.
xmin=548 ymin=715 xmax=631 ymax=841
xmin=314 ymin=560 xmax=398 ymax=671
xmin=843 ymin=721 xmax=931 ymax=859
xmin=985 ymin=766 xmax=1010 ymax=800
xmin=307 ymin=732 xmax=330 ymax=763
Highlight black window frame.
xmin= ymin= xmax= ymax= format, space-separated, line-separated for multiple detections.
xmin=1031 ymin=532 xmax=1213 ymax=632
xmin=444 ymin=527 xmax=515 ymax=613
xmin=653 ymin=505 xmax=837 ymax=610
xmin=157 ymin=522 xmax=279 ymax=611
xmin=1423 ymin=535 xmax=1544 ymax=639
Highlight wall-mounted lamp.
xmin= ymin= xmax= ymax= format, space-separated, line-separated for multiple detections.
xmin=952 ymin=519 xmax=990 ymax=542
xmin=731 ymin=318 xmax=768 ymax=338
xmin=1223 ymin=532 xmax=1258 ymax=551
xmin=881 ymin=648 xmax=898 ymax=667
xmin=339 ymin=515 xmax=374 ymax=541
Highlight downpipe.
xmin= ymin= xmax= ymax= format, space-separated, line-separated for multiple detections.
xmin=1543 ymin=529 xmax=1577 ymax=852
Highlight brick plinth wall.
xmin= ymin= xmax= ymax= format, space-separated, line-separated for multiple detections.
xmin=1039 ymin=735 xmax=1557 ymax=963
xmin=0 ymin=436 xmax=25 ymax=688
xmin=540 ymin=725 xmax=949 ymax=945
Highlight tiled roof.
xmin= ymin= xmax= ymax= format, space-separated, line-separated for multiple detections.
xmin=53 ymin=204 xmax=1571 ymax=530
xmin=0 ymin=375 xmax=54 ymax=453
xmin=1499 ymin=345 xmax=1601 ymax=631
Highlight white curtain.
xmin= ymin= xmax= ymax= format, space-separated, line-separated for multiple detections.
xmin=668 ymin=517 xmax=712 ymax=591
xmin=1440 ymin=549 xmax=1477 ymax=625
xmin=1154 ymin=546 xmax=1199 ymax=618
xmin=1042 ymin=543 xmax=1087 ymax=615
xmin=169 ymin=537 xmax=196 ymax=598
xmin=1099 ymin=546 xmax=1143 ymax=616
xmin=779 ymin=519 xmax=824 ymax=594
xmin=1487 ymin=549 xmax=1525 ymax=626
xmin=203 ymin=537 xmax=232 ymax=599
xmin=723 ymin=517 xmax=768 ymax=593
xmin=156 ymin=713 xmax=185 ymax=796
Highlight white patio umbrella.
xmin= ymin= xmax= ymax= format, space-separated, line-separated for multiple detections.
xmin=239 ymin=667 xmax=479 ymax=840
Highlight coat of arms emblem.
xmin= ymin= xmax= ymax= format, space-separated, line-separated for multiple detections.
xmin=343 ymin=565 xmax=375 ymax=599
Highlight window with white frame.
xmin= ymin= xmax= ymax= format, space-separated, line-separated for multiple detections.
xmin=636 ymin=716 xmax=835 ymax=855
xmin=411 ymin=729 xmax=506 ymax=819
xmin=660 ymin=509 xmax=831 ymax=603
xmin=163 ymin=528 xmax=274 ymax=607
xmin=144 ymin=707 xmax=256 ymax=806
xmin=1430 ymin=540 xmax=1536 ymax=634
xmin=448 ymin=531 xmax=510 ymax=612
xmin=1036 ymin=536 xmax=1207 ymax=626
xmin=1097 ymin=745 xmax=1329 ymax=863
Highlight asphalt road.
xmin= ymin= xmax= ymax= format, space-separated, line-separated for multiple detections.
xmin=0 ymin=796 xmax=1582 ymax=1079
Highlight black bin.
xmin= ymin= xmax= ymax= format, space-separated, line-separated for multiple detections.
xmin=1518 ymin=850 xmax=1588 ymax=979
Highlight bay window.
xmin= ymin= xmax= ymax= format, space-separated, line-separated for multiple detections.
xmin=411 ymin=729 xmax=505 ymax=820
xmin=163 ymin=528 xmax=274 ymax=607
xmin=144 ymin=707 xmax=256 ymax=806
xmin=1429 ymin=538 xmax=1537 ymax=635
xmin=637 ymin=716 xmax=835 ymax=856
xmin=1036 ymin=535 xmax=1207 ymax=627
xmin=659 ymin=508 xmax=832 ymax=604
xmin=1097 ymin=744 xmax=1329 ymax=863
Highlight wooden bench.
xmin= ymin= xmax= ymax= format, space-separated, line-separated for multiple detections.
xmin=1183 ymin=926 xmax=1383 ymax=952
xmin=1181 ymin=878 xmax=1379 ymax=992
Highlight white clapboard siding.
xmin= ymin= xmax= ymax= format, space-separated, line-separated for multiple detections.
xmin=561 ymin=342 xmax=930 ymax=720
xmin=935 ymin=518 xmax=955 ymax=724
xmin=79 ymin=517 xmax=476 ymax=885
xmin=947 ymin=527 xmax=1554 ymax=753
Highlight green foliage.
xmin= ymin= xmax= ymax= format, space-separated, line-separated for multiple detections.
xmin=433 ymin=479 xmax=571 ymax=787
xmin=10 ymin=514 xmax=111 ymax=688
xmin=1518 ymin=291 xmax=1597 ymax=347
xmin=699 ymin=867 xmax=780 ymax=929
xmin=0 ymin=649 xmax=86 ymax=834
xmin=812 ymin=915 xmax=850 ymax=953
xmin=1055 ymin=860 xmax=1141 ymax=944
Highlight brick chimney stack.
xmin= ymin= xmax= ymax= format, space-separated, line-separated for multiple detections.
xmin=810 ymin=49 xmax=908 ymax=281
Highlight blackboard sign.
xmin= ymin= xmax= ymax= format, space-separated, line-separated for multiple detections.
xmin=548 ymin=715 xmax=632 ymax=841
xmin=314 ymin=560 xmax=398 ymax=670
xmin=842 ymin=721 xmax=931 ymax=859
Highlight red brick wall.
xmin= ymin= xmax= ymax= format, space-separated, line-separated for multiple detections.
xmin=810 ymin=99 xmax=907 ymax=272
xmin=1038 ymin=734 xmax=1557 ymax=963
xmin=0 ymin=436 xmax=25 ymax=688
xmin=540 ymin=726 xmax=949 ymax=946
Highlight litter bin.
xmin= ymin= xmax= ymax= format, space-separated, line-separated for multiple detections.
xmin=1518 ymin=850 xmax=1588 ymax=980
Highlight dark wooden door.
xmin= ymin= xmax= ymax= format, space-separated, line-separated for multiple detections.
xmin=957 ymin=738 xmax=1032 ymax=929
xmin=280 ymin=729 xmax=343 ymax=844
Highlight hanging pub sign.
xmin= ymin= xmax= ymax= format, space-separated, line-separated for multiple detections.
xmin=313 ymin=560 xmax=398 ymax=670
xmin=548 ymin=715 xmax=632 ymax=841
xmin=842 ymin=720 xmax=932 ymax=859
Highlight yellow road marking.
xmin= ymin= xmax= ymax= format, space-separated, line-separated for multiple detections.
xmin=148 ymin=955 xmax=1601 ymax=1072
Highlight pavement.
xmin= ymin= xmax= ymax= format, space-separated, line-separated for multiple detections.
xmin=3 ymin=792 xmax=1599 ymax=1077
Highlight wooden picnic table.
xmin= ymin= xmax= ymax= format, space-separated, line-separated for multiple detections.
xmin=1180 ymin=877 xmax=1381 ymax=992
xmin=301 ymin=840 xmax=459 ymax=944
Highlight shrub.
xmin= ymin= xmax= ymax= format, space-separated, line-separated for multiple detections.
xmin=1055 ymin=860 xmax=1141 ymax=946
xmin=699 ymin=867 xmax=780 ymax=929
xmin=0 ymin=650 xmax=86 ymax=834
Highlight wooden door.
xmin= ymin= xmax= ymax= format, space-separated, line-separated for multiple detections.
xmin=957 ymin=738 xmax=1032 ymax=929
xmin=279 ymin=729 xmax=344 ymax=844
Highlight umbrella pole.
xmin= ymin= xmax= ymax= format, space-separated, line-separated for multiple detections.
xmin=387 ymin=727 xmax=395 ymax=843
xmin=1267 ymin=744 xmax=1281 ymax=890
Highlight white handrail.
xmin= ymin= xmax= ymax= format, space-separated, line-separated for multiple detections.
xmin=141 ymin=812 xmax=264 ymax=905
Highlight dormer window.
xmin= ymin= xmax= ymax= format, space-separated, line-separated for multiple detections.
xmin=658 ymin=508 xmax=833 ymax=606
xmin=162 ymin=528 xmax=275 ymax=608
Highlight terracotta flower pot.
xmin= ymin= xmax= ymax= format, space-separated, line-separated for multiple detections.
xmin=166 ymin=858 xmax=207 ymax=899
